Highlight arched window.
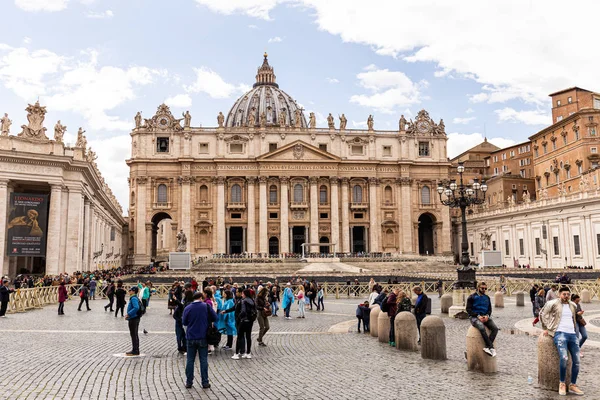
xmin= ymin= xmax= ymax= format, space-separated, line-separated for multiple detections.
xmin=231 ymin=184 xmax=242 ymax=203
xmin=319 ymin=185 xmax=328 ymax=204
xmin=294 ymin=184 xmax=304 ymax=202
xmin=157 ymin=184 xmax=168 ymax=203
xmin=384 ymin=186 xmax=392 ymax=203
xmin=199 ymin=185 xmax=208 ymax=203
xmin=353 ymin=185 xmax=363 ymax=203
xmin=269 ymin=185 xmax=278 ymax=203
xmin=421 ymin=186 xmax=431 ymax=205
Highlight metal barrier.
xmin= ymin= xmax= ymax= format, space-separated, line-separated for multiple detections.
xmin=7 ymin=279 xmax=600 ymax=314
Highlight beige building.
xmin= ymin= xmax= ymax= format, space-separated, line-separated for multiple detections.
xmin=127 ymin=54 xmax=453 ymax=266
xmin=0 ymin=102 xmax=126 ymax=277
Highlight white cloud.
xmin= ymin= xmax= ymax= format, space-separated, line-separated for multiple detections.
xmin=268 ymin=36 xmax=283 ymax=43
xmin=326 ymin=77 xmax=339 ymax=84
xmin=248 ymin=24 xmax=259 ymax=29
xmin=351 ymin=120 xmax=367 ymax=128
xmin=0 ymin=45 xmax=163 ymax=131
xmin=185 ymin=67 xmax=248 ymax=99
xmin=85 ymin=9 xmax=113 ymax=19
xmin=15 ymin=0 xmax=68 ymax=12
xmin=363 ymin=64 xmax=377 ymax=71
xmin=193 ymin=0 xmax=279 ymax=20
xmin=465 ymin=108 xmax=474 ymax=114
xmin=452 ymin=116 xmax=476 ymax=124
xmin=447 ymin=132 xmax=516 ymax=159
xmin=495 ymin=107 xmax=549 ymax=126
xmin=165 ymin=94 xmax=192 ymax=108
xmin=350 ymin=68 xmax=423 ymax=113
xmin=268 ymin=1 xmax=596 ymax=106
xmin=23 ymin=37 xmax=32 ymax=44
xmin=89 ymin=134 xmax=131 ymax=208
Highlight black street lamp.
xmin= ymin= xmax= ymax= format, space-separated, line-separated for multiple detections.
xmin=438 ymin=162 xmax=487 ymax=289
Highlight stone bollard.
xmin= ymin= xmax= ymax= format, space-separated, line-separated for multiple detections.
xmin=466 ymin=326 xmax=498 ymax=373
xmin=394 ymin=311 xmax=419 ymax=351
xmin=440 ymin=294 xmax=453 ymax=314
xmin=515 ymin=291 xmax=525 ymax=307
xmin=420 ymin=316 xmax=446 ymax=360
xmin=580 ymin=289 xmax=591 ymax=303
xmin=538 ymin=333 xmax=571 ymax=392
xmin=378 ymin=311 xmax=390 ymax=343
xmin=370 ymin=305 xmax=381 ymax=338
xmin=494 ymin=292 xmax=504 ymax=308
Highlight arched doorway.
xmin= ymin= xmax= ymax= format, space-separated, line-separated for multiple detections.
xmin=269 ymin=237 xmax=279 ymax=255
xmin=418 ymin=213 xmax=435 ymax=255
xmin=151 ymin=212 xmax=173 ymax=261
xmin=319 ymin=236 xmax=330 ymax=254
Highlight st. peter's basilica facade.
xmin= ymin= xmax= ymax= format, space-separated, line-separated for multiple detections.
xmin=127 ymin=54 xmax=451 ymax=266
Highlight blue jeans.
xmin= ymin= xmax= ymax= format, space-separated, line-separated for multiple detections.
xmin=89 ymin=288 xmax=96 ymax=299
xmin=578 ymin=324 xmax=587 ymax=348
xmin=175 ymin=320 xmax=186 ymax=352
xmin=271 ymin=301 xmax=279 ymax=316
xmin=317 ymin=297 xmax=324 ymax=310
xmin=553 ymin=332 xmax=580 ymax=384
xmin=186 ymin=339 xmax=209 ymax=387
xmin=284 ymin=304 xmax=291 ymax=318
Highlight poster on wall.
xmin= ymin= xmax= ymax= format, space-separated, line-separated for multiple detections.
xmin=6 ymin=193 xmax=49 ymax=256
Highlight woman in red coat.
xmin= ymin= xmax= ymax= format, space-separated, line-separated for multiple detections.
xmin=58 ymin=280 xmax=67 ymax=315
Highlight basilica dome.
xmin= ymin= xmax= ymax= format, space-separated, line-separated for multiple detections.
xmin=225 ymin=53 xmax=308 ymax=128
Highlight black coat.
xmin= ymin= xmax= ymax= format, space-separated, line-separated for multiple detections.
xmin=0 ymin=285 xmax=14 ymax=302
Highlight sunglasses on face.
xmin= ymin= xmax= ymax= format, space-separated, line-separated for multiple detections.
xmin=480 ymin=287 xmax=487 ymax=290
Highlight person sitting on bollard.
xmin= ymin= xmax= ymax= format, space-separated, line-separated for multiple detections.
xmin=466 ymin=282 xmax=498 ymax=357
xmin=539 ymin=286 xmax=584 ymax=396
xmin=412 ymin=286 xmax=428 ymax=344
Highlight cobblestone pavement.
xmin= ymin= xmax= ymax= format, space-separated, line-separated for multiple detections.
xmin=1 ymin=294 xmax=599 ymax=400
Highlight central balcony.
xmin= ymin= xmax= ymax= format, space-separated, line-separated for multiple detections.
xmin=290 ymin=201 xmax=309 ymax=210
xmin=227 ymin=202 xmax=246 ymax=211
xmin=350 ymin=202 xmax=369 ymax=210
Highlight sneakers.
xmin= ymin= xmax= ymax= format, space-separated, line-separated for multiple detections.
xmin=258 ymin=342 xmax=267 ymax=347
xmin=286 ymin=317 xmax=292 ymax=320
xmin=241 ymin=353 xmax=252 ymax=359
xmin=185 ymin=383 xmax=193 ymax=389
xmin=125 ymin=352 xmax=139 ymax=356
xmin=231 ymin=353 xmax=241 ymax=360
xmin=569 ymin=384 xmax=584 ymax=395
xmin=559 ymin=382 xmax=567 ymax=396
xmin=222 ymin=346 xmax=232 ymax=351
xmin=389 ymin=342 xmax=396 ymax=347
xmin=207 ymin=350 xmax=213 ymax=355
xmin=483 ymin=348 xmax=495 ymax=357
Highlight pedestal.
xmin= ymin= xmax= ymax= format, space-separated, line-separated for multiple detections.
xmin=169 ymin=252 xmax=191 ymax=270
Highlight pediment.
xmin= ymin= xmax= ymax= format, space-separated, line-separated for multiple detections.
xmin=257 ymin=140 xmax=340 ymax=162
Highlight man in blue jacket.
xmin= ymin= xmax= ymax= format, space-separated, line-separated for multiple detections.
xmin=466 ymin=281 xmax=498 ymax=357
xmin=125 ymin=286 xmax=142 ymax=356
xmin=183 ymin=292 xmax=218 ymax=389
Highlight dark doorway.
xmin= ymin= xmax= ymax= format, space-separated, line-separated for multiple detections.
xmin=292 ymin=226 xmax=306 ymax=254
xmin=229 ymin=227 xmax=243 ymax=254
xmin=352 ymin=226 xmax=365 ymax=253
xmin=319 ymin=236 xmax=330 ymax=254
xmin=418 ymin=213 xmax=435 ymax=255
xmin=269 ymin=237 xmax=279 ymax=255
xmin=151 ymin=212 xmax=173 ymax=261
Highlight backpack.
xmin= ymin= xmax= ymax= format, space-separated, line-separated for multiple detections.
xmin=245 ymin=300 xmax=257 ymax=322
xmin=380 ymin=296 xmax=390 ymax=312
xmin=136 ymin=297 xmax=146 ymax=316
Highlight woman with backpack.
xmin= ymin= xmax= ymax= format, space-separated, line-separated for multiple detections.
xmin=232 ymin=289 xmax=256 ymax=360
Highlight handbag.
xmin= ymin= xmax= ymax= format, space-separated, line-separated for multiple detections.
xmin=264 ymin=302 xmax=272 ymax=317
xmin=579 ymin=317 xmax=587 ymax=327
xmin=207 ymin=324 xmax=222 ymax=346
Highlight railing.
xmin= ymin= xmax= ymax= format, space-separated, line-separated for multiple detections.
xmin=350 ymin=202 xmax=369 ymax=210
xmin=8 ymin=280 xmax=600 ymax=314
xmin=226 ymin=202 xmax=246 ymax=210
xmin=153 ymin=202 xmax=172 ymax=209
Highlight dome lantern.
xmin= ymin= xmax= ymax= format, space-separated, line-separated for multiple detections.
xmin=254 ymin=52 xmax=278 ymax=88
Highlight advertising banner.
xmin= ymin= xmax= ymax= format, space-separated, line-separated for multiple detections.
xmin=6 ymin=193 xmax=49 ymax=256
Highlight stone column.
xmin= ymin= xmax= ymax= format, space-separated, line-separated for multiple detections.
xmin=65 ymin=186 xmax=83 ymax=273
xmin=0 ymin=180 xmax=9 ymax=277
xmin=246 ymin=177 xmax=256 ymax=254
xmin=216 ymin=177 xmax=226 ymax=254
xmin=280 ymin=177 xmax=290 ymax=254
xmin=368 ymin=177 xmax=379 ymax=252
xmin=45 ymin=184 xmax=62 ymax=276
xmin=340 ymin=178 xmax=350 ymax=253
xmin=259 ymin=176 xmax=268 ymax=254
xmin=179 ymin=175 xmax=191 ymax=250
xmin=310 ymin=177 xmax=319 ymax=254
xmin=59 ymin=186 xmax=68 ymax=272
xmin=82 ymin=198 xmax=91 ymax=271
xmin=330 ymin=177 xmax=340 ymax=254
xmin=400 ymin=178 xmax=413 ymax=253
xmin=88 ymin=207 xmax=96 ymax=271
xmin=135 ymin=177 xmax=148 ymax=260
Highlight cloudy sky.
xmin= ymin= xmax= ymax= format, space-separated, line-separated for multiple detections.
xmin=2 ymin=0 xmax=599 ymax=210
